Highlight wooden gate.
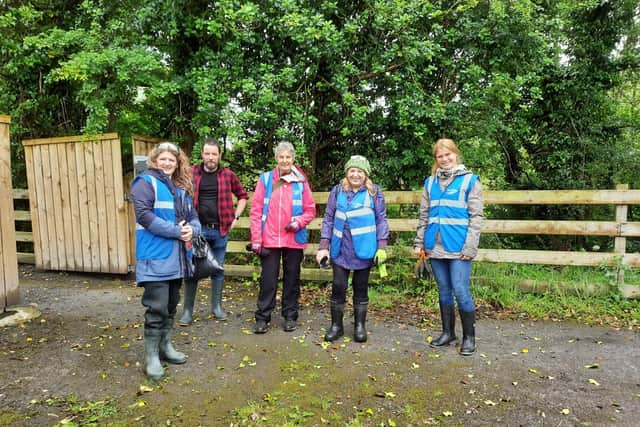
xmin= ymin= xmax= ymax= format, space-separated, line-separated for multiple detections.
xmin=22 ymin=134 xmax=130 ymax=274
xmin=1 ymin=115 xmax=19 ymax=309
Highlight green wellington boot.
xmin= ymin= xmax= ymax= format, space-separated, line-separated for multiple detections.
xmin=210 ymin=279 xmax=228 ymax=319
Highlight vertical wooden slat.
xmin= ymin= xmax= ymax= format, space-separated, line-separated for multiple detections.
xmin=91 ymin=141 xmax=109 ymax=272
xmin=101 ymin=139 xmax=117 ymax=271
xmin=41 ymin=144 xmax=60 ymax=269
xmin=0 ymin=115 xmax=19 ymax=308
xmin=56 ymin=143 xmax=75 ymax=270
xmin=48 ymin=143 xmax=67 ymax=269
xmin=74 ymin=142 xmax=91 ymax=270
xmin=65 ymin=142 xmax=83 ymax=269
xmin=109 ymin=137 xmax=129 ymax=273
xmin=31 ymin=146 xmax=51 ymax=269
xmin=23 ymin=143 xmax=43 ymax=269
xmin=83 ymin=142 xmax=100 ymax=271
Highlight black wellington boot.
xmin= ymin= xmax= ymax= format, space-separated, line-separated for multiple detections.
xmin=430 ymin=304 xmax=457 ymax=347
xmin=459 ymin=309 xmax=476 ymax=356
xmin=353 ymin=302 xmax=368 ymax=343
xmin=179 ymin=280 xmax=197 ymax=326
xmin=324 ymin=300 xmax=345 ymax=342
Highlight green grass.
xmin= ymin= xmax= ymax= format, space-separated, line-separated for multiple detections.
xmin=367 ymin=261 xmax=640 ymax=328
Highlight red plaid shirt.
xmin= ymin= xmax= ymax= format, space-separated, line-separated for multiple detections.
xmin=192 ymin=164 xmax=249 ymax=237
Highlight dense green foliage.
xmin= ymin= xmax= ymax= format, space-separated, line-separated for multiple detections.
xmin=1 ymin=0 xmax=638 ymax=193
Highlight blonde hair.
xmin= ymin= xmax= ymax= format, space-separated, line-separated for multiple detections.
xmin=147 ymin=142 xmax=194 ymax=196
xmin=431 ymin=138 xmax=461 ymax=176
xmin=341 ymin=174 xmax=377 ymax=196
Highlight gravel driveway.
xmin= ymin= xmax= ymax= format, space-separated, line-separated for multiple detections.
xmin=1 ymin=266 xmax=638 ymax=426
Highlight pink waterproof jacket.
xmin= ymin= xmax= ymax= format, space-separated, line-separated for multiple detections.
xmin=250 ymin=166 xmax=316 ymax=249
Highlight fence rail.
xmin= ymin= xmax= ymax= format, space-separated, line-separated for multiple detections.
xmin=12 ymin=186 xmax=640 ymax=296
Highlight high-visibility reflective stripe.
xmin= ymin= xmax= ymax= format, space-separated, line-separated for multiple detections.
xmin=335 ymin=211 xmax=347 ymax=220
xmin=458 ymin=174 xmax=473 ymax=201
xmin=351 ymin=225 xmax=376 ymax=236
xmin=347 ymin=207 xmax=373 ymax=218
xmin=428 ymin=217 xmax=468 ymax=225
xmin=332 ymin=229 xmax=343 ymax=238
xmin=154 ymin=201 xmax=174 ymax=209
xmin=292 ymin=199 xmax=302 ymax=206
xmin=431 ymin=199 xmax=467 ymax=208
xmin=136 ymin=223 xmax=145 ymax=230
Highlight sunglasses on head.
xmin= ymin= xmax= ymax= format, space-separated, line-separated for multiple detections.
xmin=157 ymin=142 xmax=180 ymax=152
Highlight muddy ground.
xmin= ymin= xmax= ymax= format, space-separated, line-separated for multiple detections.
xmin=1 ymin=266 xmax=639 ymax=426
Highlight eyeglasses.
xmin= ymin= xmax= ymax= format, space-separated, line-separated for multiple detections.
xmin=157 ymin=142 xmax=180 ymax=152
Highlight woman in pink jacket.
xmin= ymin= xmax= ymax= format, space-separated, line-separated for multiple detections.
xmin=250 ymin=142 xmax=316 ymax=333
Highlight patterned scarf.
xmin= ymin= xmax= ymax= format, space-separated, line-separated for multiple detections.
xmin=436 ymin=164 xmax=467 ymax=179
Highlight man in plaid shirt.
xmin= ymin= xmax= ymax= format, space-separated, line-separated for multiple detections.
xmin=179 ymin=138 xmax=248 ymax=325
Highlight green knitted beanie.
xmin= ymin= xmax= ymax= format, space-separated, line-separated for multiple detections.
xmin=344 ymin=155 xmax=371 ymax=176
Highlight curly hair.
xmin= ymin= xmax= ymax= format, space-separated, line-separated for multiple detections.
xmin=147 ymin=142 xmax=194 ymax=196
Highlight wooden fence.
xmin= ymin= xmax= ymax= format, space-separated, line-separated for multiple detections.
xmin=12 ymin=178 xmax=640 ymax=297
xmin=1 ymin=115 xmax=19 ymax=310
xmin=22 ymin=134 xmax=130 ymax=274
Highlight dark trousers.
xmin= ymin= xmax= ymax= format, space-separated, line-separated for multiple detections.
xmin=255 ymin=248 xmax=303 ymax=322
xmin=141 ymin=279 xmax=182 ymax=330
xmin=331 ymin=264 xmax=371 ymax=305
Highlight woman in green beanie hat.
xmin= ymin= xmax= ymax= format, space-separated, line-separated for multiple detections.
xmin=316 ymin=155 xmax=389 ymax=343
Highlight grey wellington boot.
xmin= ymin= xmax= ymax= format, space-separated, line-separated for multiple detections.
xmin=159 ymin=319 xmax=187 ymax=364
xmin=144 ymin=329 xmax=164 ymax=380
xmin=210 ymin=279 xmax=228 ymax=320
xmin=179 ymin=280 xmax=198 ymax=326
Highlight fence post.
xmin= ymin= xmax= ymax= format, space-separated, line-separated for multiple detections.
xmin=0 ymin=115 xmax=19 ymax=310
xmin=616 ymin=184 xmax=640 ymax=298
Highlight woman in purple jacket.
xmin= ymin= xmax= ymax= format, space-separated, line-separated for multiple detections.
xmin=316 ymin=155 xmax=389 ymax=343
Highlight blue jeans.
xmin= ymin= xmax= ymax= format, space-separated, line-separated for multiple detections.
xmin=429 ymin=258 xmax=475 ymax=312
xmin=189 ymin=227 xmax=228 ymax=283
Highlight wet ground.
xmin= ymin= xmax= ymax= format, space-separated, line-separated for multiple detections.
xmin=1 ymin=266 xmax=639 ymax=426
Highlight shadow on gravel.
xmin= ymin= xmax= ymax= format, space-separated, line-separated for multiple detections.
xmin=1 ymin=266 xmax=639 ymax=426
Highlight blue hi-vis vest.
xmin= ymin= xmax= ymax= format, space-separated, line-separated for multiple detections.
xmin=136 ymin=174 xmax=179 ymax=260
xmin=424 ymin=173 xmax=478 ymax=253
xmin=331 ymin=188 xmax=377 ymax=260
xmin=260 ymin=170 xmax=307 ymax=244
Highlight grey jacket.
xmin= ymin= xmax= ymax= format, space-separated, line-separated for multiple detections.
xmin=413 ymin=169 xmax=483 ymax=259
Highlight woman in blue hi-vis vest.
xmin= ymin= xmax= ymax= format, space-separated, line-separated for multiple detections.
xmin=131 ymin=142 xmax=201 ymax=380
xmin=413 ymin=139 xmax=483 ymax=356
xmin=316 ymin=155 xmax=389 ymax=343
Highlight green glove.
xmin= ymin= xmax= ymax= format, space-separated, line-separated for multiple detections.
xmin=374 ymin=248 xmax=387 ymax=265
xmin=375 ymin=249 xmax=388 ymax=278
